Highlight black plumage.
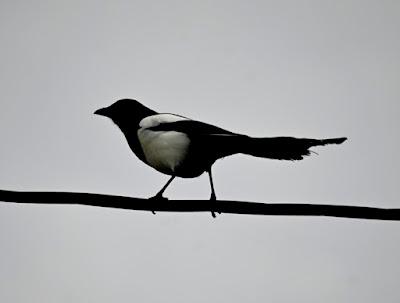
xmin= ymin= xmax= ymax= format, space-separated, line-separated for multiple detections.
xmin=95 ymin=99 xmax=347 ymax=217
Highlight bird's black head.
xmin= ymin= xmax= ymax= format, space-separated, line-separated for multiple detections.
xmin=94 ymin=99 xmax=156 ymax=128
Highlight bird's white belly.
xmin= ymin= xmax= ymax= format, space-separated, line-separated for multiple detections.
xmin=137 ymin=129 xmax=190 ymax=175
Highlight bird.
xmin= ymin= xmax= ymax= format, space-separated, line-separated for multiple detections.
xmin=94 ymin=99 xmax=347 ymax=217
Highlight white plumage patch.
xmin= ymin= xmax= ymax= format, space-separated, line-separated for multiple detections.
xmin=137 ymin=114 xmax=190 ymax=175
xmin=139 ymin=113 xmax=188 ymax=128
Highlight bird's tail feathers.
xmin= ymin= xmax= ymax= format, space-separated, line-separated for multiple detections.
xmin=240 ymin=136 xmax=347 ymax=161
xmin=318 ymin=137 xmax=347 ymax=145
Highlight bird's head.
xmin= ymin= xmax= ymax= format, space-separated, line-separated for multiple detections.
xmin=94 ymin=99 xmax=156 ymax=128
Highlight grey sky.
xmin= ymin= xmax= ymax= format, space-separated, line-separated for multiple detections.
xmin=0 ymin=1 xmax=399 ymax=302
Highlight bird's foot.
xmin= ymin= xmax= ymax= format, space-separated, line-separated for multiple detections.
xmin=148 ymin=194 xmax=169 ymax=215
xmin=209 ymin=194 xmax=220 ymax=218
xmin=149 ymin=194 xmax=169 ymax=200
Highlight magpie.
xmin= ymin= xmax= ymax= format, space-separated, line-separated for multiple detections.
xmin=94 ymin=99 xmax=347 ymax=217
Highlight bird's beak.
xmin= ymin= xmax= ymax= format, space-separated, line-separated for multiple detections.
xmin=94 ymin=107 xmax=109 ymax=117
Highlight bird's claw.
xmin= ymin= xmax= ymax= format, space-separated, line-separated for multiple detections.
xmin=148 ymin=194 xmax=168 ymax=215
xmin=209 ymin=194 xmax=220 ymax=218
xmin=149 ymin=194 xmax=169 ymax=201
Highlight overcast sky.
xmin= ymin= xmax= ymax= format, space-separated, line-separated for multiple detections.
xmin=0 ymin=1 xmax=399 ymax=302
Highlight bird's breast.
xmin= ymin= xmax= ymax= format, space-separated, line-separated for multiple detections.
xmin=137 ymin=128 xmax=190 ymax=175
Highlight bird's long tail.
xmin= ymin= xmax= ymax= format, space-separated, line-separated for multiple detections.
xmin=239 ymin=136 xmax=347 ymax=160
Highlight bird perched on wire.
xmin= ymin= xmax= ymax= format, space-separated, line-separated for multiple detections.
xmin=94 ymin=99 xmax=347 ymax=217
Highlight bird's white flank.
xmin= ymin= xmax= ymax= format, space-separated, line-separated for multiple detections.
xmin=137 ymin=114 xmax=190 ymax=175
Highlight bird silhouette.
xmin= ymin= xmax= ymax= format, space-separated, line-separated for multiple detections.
xmin=95 ymin=99 xmax=347 ymax=217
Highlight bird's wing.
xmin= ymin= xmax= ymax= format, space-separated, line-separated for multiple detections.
xmin=147 ymin=119 xmax=244 ymax=158
xmin=147 ymin=119 xmax=237 ymax=136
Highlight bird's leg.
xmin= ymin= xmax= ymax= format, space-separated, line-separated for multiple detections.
xmin=149 ymin=176 xmax=175 ymax=214
xmin=208 ymin=169 xmax=219 ymax=218
xmin=152 ymin=175 xmax=175 ymax=198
